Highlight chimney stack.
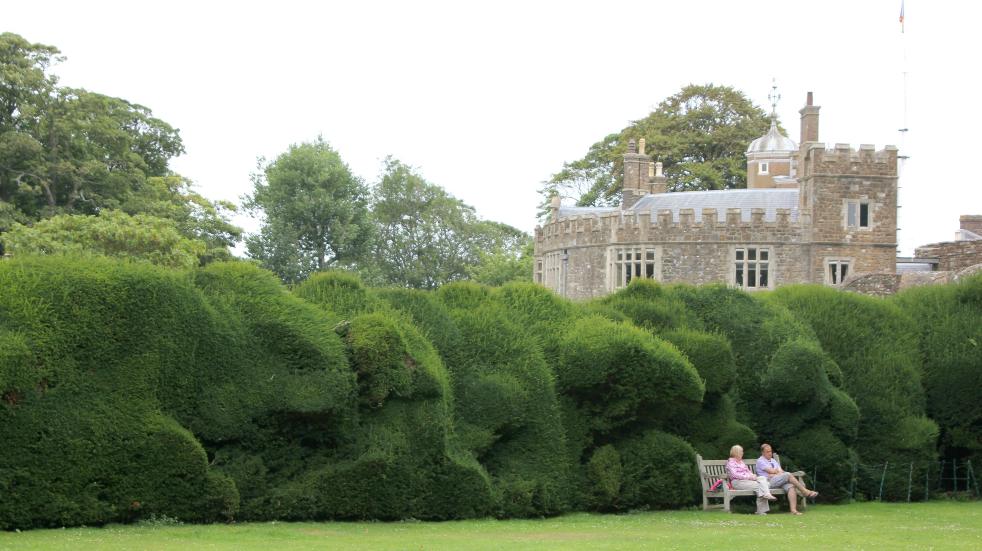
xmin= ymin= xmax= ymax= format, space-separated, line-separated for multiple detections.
xmin=799 ymin=92 xmax=820 ymax=144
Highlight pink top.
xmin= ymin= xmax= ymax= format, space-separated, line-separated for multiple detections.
xmin=726 ymin=458 xmax=756 ymax=481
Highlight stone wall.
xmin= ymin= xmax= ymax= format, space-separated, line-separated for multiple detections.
xmin=961 ymin=215 xmax=982 ymax=236
xmin=532 ymin=143 xmax=899 ymax=300
xmin=534 ymin=207 xmax=809 ymax=300
xmin=839 ymin=272 xmax=901 ymax=296
xmin=914 ymin=240 xmax=982 ymax=271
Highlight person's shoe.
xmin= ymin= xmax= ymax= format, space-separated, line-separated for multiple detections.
xmin=791 ymin=511 xmax=803 ymax=515
xmin=755 ymin=512 xmax=768 ymax=515
xmin=807 ymin=491 xmax=819 ymax=498
xmin=764 ymin=493 xmax=777 ymax=501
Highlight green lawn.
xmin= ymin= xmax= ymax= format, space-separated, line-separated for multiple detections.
xmin=2 ymin=502 xmax=980 ymax=550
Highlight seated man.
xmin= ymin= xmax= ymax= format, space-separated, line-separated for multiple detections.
xmin=756 ymin=443 xmax=818 ymax=515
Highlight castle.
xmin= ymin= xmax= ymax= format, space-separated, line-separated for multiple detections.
xmin=533 ymin=92 xmax=901 ymax=299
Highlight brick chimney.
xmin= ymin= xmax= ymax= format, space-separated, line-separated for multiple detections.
xmin=622 ymin=138 xmax=651 ymax=208
xmin=799 ymin=92 xmax=820 ymax=144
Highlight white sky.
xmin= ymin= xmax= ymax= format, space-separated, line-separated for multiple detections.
xmin=5 ymin=0 xmax=979 ymax=255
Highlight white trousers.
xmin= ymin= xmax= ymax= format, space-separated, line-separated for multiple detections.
xmin=731 ymin=476 xmax=771 ymax=514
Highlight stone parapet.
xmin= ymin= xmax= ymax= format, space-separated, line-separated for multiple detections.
xmin=537 ymin=207 xmax=796 ymax=235
xmin=800 ymin=143 xmax=898 ymax=178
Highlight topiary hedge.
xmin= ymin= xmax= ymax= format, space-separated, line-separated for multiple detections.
xmin=770 ymin=284 xmax=938 ymax=500
xmin=6 ymin=254 xmax=979 ymax=524
xmin=438 ymin=293 xmax=571 ymax=517
xmin=893 ymin=275 xmax=982 ymax=464
xmin=0 ymin=256 xmax=238 ymax=529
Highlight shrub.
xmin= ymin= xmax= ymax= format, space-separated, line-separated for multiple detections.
xmin=762 ymin=338 xmax=831 ymax=407
xmin=592 ymin=279 xmax=702 ymax=332
xmin=293 ymin=270 xmax=384 ymax=322
xmin=682 ymin=393 xmax=757 ymax=458
xmin=660 ymin=329 xmax=736 ymax=395
xmin=439 ymin=299 xmax=571 ymax=517
xmin=779 ymin=426 xmax=856 ymax=502
xmin=614 ymin=430 xmax=700 ymax=510
xmin=0 ymin=256 xmax=240 ymax=528
xmin=436 ymin=280 xmax=492 ymax=311
xmin=585 ymin=445 xmax=623 ymax=510
xmin=557 ymin=316 xmax=704 ymax=437
xmin=893 ymin=275 xmax=982 ymax=462
xmin=770 ymin=285 xmax=937 ymax=473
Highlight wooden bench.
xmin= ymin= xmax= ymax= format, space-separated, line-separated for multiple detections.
xmin=696 ymin=453 xmax=808 ymax=512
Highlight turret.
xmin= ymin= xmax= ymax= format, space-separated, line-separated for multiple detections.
xmin=746 ymin=82 xmax=797 ymax=189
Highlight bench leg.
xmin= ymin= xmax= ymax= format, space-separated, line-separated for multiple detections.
xmin=723 ymin=494 xmax=731 ymax=512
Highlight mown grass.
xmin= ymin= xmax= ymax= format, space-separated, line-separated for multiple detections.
xmin=1 ymin=502 xmax=980 ymax=550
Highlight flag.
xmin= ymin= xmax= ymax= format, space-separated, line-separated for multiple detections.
xmin=899 ymin=0 xmax=905 ymax=33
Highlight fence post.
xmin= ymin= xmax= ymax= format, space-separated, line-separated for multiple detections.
xmin=954 ymin=459 xmax=958 ymax=493
xmin=937 ymin=460 xmax=945 ymax=492
xmin=925 ymin=463 xmax=930 ymax=501
xmin=968 ymin=460 xmax=980 ymax=497
xmin=907 ymin=462 xmax=914 ymax=502
xmin=878 ymin=462 xmax=889 ymax=501
xmin=849 ymin=462 xmax=857 ymax=500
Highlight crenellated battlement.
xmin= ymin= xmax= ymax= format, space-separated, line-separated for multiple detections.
xmin=800 ymin=142 xmax=898 ymax=178
xmin=535 ymin=206 xmax=799 ymax=247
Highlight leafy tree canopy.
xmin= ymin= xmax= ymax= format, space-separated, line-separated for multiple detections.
xmin=363 ymin=157 xmax=530 ymax=289
xmin=3 ymin=210 xmax=208 ymax=268
xmin=0 ymin=32 xmax=239 ymax=258
xmin=539 ymin=84 xmax=772 ymax=217
xmin=243 ymin=138 xmax=373 ymax=284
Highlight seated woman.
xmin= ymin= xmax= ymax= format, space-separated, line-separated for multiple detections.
xmin=756 ymin=443 xmax=818 ymax=515
xmin=726 ymin=444 xmax=776 ymax=515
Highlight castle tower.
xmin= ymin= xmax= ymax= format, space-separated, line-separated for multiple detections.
xmin=796 ymin=93 xmax=899 ymax=284
xmin=746 ymin=82 xmax=797 ymax=189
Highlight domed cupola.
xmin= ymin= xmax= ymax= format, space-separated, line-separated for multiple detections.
xmin=747 ymin=119 xmax=797 ymax=154
xmin=746 ymin=81 xmax=798 ymax=189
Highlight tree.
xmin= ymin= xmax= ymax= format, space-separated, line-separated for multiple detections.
xmin=3 ymin=211 xmax=207 ymax=268
xmin=244 ymin=139 xmax=373 ymax=284
xmin=365 ymin=158 xmax=530 ymax=289
xmin=0 ymin=33 xmax=240 ymax=258
xmin=540 ymin=84 xmax=772 ymax=217
xmin=466 ymin=240 xmax=534 ymax=287
xmin=121 ymin=175 xmax=241 ymax=263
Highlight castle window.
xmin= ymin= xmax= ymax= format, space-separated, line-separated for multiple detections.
xmin=846 ymin=200 xmax=871 ymax=229
xmin=607 ymin=246 xmax=658 ymax=290
xmin=759 ymin=162 xmax=769 ymax=175
xmin=534 ymin=260 xmax=543 ymax=284
xmin=734 ymin=247 xmax=770 ymax=289
xmin=827 ymin=260 xmax=851 ymax=285
xmin=544 ymin=252 xmax=563 ymax=291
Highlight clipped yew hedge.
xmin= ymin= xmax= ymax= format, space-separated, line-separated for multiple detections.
xmin=436 ymin=286 xmax=571 ymax=517
xmin=5 ymin=255 xmax=981 ymax=528
xmin=893 ymin=275 xmax=982 ymax=463
xmin=664 ymin=283 xmax=857 ymax=499
xmin=0 ymin=256 xmax=238 ymax=529
xmin=769 ymin=285 xmax=938 ymax=500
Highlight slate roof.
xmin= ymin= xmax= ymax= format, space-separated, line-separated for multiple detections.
xmin=631 ymin=188 xmax=800 ymax=222
xmin=556 ymin=188 xmax=801 ymax=223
